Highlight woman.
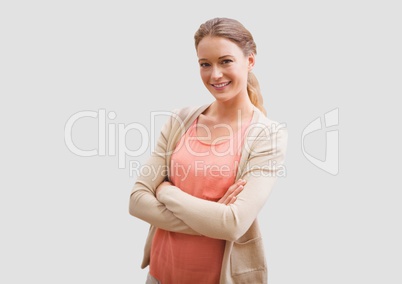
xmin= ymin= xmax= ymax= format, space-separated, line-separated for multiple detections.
xmin=129 ymin=17 xmax=288 ymax=284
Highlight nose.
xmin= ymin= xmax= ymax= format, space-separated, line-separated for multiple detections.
xmin=211 ymin=66 xmax=223 ymax=80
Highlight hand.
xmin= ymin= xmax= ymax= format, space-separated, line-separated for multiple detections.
xmin=218 ymin=179 xmax=247 ymax=205
xmin=156 ymin=181 xmax=172 ymax=197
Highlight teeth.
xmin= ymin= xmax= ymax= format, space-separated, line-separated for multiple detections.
xmin=213 ymin=82 xmax=229 ymax=88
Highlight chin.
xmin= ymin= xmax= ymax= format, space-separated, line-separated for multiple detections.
xmin=210 ymin=89 xmax=235 ymax=99
xmin=211 ymin=95 xmax=235 ymax=103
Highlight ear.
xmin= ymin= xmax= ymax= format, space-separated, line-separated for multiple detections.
xmin=247 ymin=53 xmax=256 ymax=71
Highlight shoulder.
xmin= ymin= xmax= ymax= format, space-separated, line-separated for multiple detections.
xmin=172 ymin=105 xmax=200 ymax=120
xmin=251 ymin=107 xmax=288 ymax=139
xmin=160 ymin=104 xmax=211 ymax=137
xmin=245 ymin=108 xmax=288 ymax=156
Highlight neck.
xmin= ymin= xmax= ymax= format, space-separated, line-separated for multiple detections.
xmin=208 ymin=95 xmax=254 ymax=122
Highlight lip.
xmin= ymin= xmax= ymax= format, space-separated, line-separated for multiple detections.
xmin=211 ymin=81 xmax=231 ymax=90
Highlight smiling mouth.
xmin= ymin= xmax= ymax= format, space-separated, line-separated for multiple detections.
xmin=211 ymin=82 xmax=231 ymax=88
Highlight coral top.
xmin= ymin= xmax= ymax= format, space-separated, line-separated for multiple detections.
xmin=150 ymin=117 xmax=250 ymax=283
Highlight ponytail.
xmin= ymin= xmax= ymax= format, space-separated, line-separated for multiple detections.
xmin=247 ymin=72 xmax=266 ymax=116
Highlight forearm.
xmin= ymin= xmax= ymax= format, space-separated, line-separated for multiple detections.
xmin=157 ymin=186 xmax=240 ymax=240
xmin=130 ymin=183 xmax=200 ymax=235
xmin=157 ymin=176 xmax=276 ymax=241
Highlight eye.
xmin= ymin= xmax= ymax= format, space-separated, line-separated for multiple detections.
xmin=199 ymin=62 xmax=210 ymax=68
xmin=221 ymin=59 xmax=233 ymax=65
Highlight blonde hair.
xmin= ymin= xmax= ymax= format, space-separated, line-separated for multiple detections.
xmin=194 ymin=17 xmax=267 ymax=116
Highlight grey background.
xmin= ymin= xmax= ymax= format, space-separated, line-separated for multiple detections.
xmin=1 ymin=0 xmax=401 ymax=283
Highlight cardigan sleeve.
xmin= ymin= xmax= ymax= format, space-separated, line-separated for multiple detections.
xmin=129 ymin=112 xmax=200 ymax=235
xmin=157 ymin=122 xmax=288 ymax=241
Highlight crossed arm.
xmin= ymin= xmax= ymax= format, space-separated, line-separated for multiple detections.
xmin=129 ymin=115 xmax=288 ymax=241
xmin=128 ymin=152 xmax=246 ymax=237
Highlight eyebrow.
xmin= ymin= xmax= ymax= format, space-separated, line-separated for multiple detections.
xmin=198 ymin=55 xmax=233 ymax=62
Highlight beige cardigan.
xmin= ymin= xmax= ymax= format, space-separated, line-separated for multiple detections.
xmin=129 ymin=104 xmax=288 ymax=283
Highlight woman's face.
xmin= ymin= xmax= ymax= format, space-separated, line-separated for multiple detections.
xmin=197 ymin=36 xmax=255 ymax=103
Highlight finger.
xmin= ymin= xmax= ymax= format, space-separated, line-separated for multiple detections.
xmin=219 ymin=184 xmax=241 ymax=204
xmin=221 ymin=194 xmax=233 ymax=205
xmin=219 ymin=180 xmax=247 ymax=204
xmin=227 ymin=183 xmax=243 ymax=197
xmin=228 ymin=196 xmax=237 ymax=205
xmin=230 ymin=184 xmax=244 ymax=197
xmin=237 ymin=179 xmax=247 ymax=185
xmin=226 ymin=185 xmax=243 ymax=202
xmin=222 ymin=183 xmax=239 ymax=199
xmin=218 ymin=188 xmax=234 ymax=204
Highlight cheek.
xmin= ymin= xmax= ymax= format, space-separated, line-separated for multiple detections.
xmin=200 ymin=71 xmax=210 ymax=83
